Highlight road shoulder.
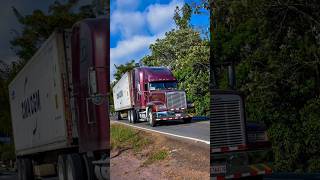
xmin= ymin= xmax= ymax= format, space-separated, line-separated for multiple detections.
xmin=110 ymin=123 xmax=210 ymax=180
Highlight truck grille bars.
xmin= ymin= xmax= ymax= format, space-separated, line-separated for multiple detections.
xmin=211 ymin=93 xmax=247 ymax=152
xmin=166 ymin=91 xmax=187 ymax=110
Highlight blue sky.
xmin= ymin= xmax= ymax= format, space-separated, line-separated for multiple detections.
xmin=110 ymin=0 xmax=209 ymax=80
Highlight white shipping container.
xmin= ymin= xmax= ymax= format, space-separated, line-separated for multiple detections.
xmin=112 ymin=72 xmax=133 ymax=111
xmin=8 ymin=31 xmax=72 ymax=156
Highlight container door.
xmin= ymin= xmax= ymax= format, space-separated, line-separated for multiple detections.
xmin=72 ymin=18 xmax=109 ymax=153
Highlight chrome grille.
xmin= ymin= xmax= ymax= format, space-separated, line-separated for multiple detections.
xmin=166 ymin=91 xmax=187 ymax=110
xmin=211 ymin=94 xmax=246 ymax=149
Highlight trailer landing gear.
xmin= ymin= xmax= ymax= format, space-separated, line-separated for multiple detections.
xmin=128 ymin=110 xmax=138 ymax=123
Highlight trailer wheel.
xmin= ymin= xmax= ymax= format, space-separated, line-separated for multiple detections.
xmin=18 ymin=158 xmax=34 ymax=180
xmin=147 ymin=108 xmax=156 ymax=127
xmin=82 ymin=154 xmax=96 ymax=180
xmin=66 ymin=154 xmax=86 ymax=180
xmin=57 ymin=155 xmax=67 ymax=180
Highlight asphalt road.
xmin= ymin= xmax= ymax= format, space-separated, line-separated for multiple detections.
xmin=111 ymin=116 xmax=210 ymax=144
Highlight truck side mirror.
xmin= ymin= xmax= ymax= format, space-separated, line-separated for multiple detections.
xmin=88 ymin=67 xmax=97 ymax=95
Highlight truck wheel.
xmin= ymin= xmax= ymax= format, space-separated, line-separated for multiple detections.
xmin=66 ymin=154 xmax=86 ymax=180
xmin=82 ymin=154 xmax=96 ymax=180
xmin=147 ymin=109 xmax=156 ymax=127
xmin=18 ymin=158 xmax=34 ymax=180
xmin=57 ymin=155 xmax=67 ymax=180
xmin=128 ymin=110 xmax=132 ymax=123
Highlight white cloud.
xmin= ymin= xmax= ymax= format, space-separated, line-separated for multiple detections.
xmin=110 ymin=34 xmax=161 ymax=75
xmin=111 ymin=11 xmax=146 ymax=38
xmin=146 ymin=0 xmax=184 ymax=34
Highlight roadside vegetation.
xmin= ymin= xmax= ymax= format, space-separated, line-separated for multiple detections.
xmin=111 ymin=123 xmax=170 ymax=165
xmin=211 ymin=0 xmax=320 ymax=172
xmin=143 ymin=149 xmax=170 ymax=166
xmin=111 ymin=124 xmax=150 ymax=152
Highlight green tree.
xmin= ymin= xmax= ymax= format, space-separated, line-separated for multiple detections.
xmin=113 ymin=60 xmax=137 ymax=82
xmin=210 ymin=0 xmax=320 ymax=172
xmin=10 ymin=0 xmax=95 ymax=62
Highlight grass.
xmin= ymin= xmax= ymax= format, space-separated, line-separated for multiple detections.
xmin=111 ymin=124 xmax=170 ymax=165
xmin=111 ymin=124 xmax=150 ymax=152
xmin=144 ymin=149 xmax=169 ymax=165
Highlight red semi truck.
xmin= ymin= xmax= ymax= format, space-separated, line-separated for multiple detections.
xmin=8 ymin=17 xmax=109 ymax=180
xmin=112 ymin=66 xmax=192 ymax=126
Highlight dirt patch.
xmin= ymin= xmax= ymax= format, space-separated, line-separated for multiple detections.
xmin=110 ymin=123 xmax=210 ymax=180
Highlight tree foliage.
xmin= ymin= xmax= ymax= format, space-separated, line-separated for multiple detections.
xmin=113 ymin=60 xmax=137 ymax=82
xmin=10 ymin=0 xmax=95 ymax=62
xmin=210 ymin=0 xmax=320 ymax=172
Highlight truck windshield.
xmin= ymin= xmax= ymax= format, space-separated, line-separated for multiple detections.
xmin=149 ymin=81 xmax=177 ymax=90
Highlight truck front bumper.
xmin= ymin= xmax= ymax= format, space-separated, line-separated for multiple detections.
xmin=154 ymin=111 xmax=191 ymax=121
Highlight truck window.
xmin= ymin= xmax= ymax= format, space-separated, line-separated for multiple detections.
xmin=149 ymin=81 xmax=177 ymax=90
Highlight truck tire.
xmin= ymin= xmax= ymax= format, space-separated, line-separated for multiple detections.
xmin=147 ymin=108 xmax=156 ymax=127
xmin=82 ymin=154 xmax=96 ymax=180
xmin=18 ymin=158 xmax=34 ymax=180
xmin=66 ymin=154 xmax=86 ymax=180
xmin=57 ymin=155 xmax=67 ymax=180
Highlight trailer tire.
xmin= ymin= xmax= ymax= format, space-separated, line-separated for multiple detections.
xmin=147 ymin=108 xmax=156 ymax=127
xmin=66 ymin=154 xmax=86 ymax=180
xmin=57 ymin=155 xmax=67 ymax=180
xmin=18 ymin=158 xmax=34 ymax=180
xmin=82 ymin=154 xmax=96 ymax=180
